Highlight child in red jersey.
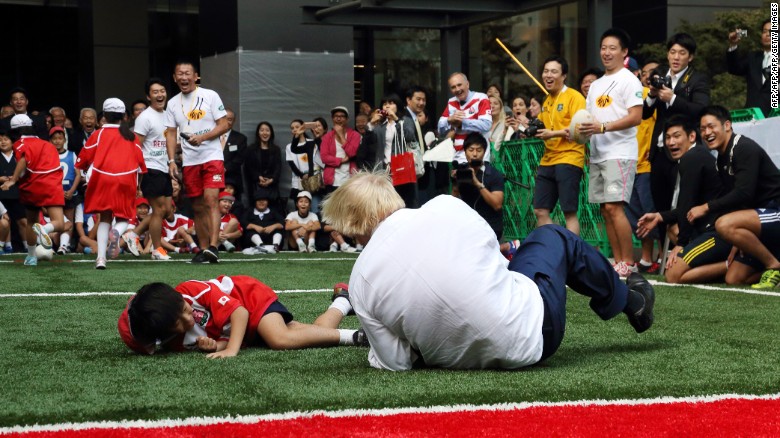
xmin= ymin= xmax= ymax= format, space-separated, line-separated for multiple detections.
xmin=0 ymin=115 xmax=65 ymax=266
xmin=118 ymin=275 xmax=367 ymax=357
xmin=75 ymin=98 xmax=147 ymax=269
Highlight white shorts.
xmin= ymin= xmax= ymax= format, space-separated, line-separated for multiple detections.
xmin=588 ymin=159 xmax=636 ymax=204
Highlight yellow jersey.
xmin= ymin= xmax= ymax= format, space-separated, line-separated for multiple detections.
xmin=635 ymin=87 xmax=656 ymax=174
xmin=538 ymin=86 xmax=586 ymax=168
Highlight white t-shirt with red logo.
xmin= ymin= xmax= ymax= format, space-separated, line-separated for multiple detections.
xmin=134 ymin=107 xmax=169 ymax=172
xmin=165 ymin=86 xmax=227 ymax=166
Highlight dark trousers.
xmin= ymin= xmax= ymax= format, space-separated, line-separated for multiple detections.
xmin=650 ymin=153 xmax=678 ymax=238
xmin=508 ymin=224 xmax=629 ymax=361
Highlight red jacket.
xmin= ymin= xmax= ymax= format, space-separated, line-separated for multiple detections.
xmin=319 ymin=127 xmax=360 ymax=186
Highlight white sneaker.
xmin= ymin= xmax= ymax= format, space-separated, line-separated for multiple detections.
xmin=95 ymin=257 xmax=107 ymax=270
xmin=297 ymin=243 xmax=307 ymax=253
xmin=57 ymin=245 xmax=70 ymax=255
xmin=122 ymin=234 xmax=140 ymax=257
xmin=614 ymin=261 xmax=632 ymax=279
xmin=307 ymin=242 xmax=317 ymax=253
xmin=151 ymin=248 xmax=171 ymax=260
xmin=329 ymin=242 xmax=339 ymax=253
xmin=341 ymin=245 xmax=357 ymax=253
xmin=263 ymin=245 xmax=277 ymax=254
xmin=33 ymin=223 xmax=52 ymax=249
xmin=355 ymin=244 xmax=364 ymax=252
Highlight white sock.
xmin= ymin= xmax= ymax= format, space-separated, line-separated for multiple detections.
xmin=639 ymin=259 xmax=652 ymax=267
xmin=308 ymin=238 xmax=316 ymax=246
xmin=337 ymin=329 xmax=358 ymax=346
xmin=296 ymin=238 xmax=305 ymax=248
xmin=113 ymin=220 xmax=128 ymax=236
xmin=189 ymin=242 xmax=197 ymax=249
xmin=272 ymin=233 xmax=282 ymax=246
xmin=60 ymin=233 xmax=70 ymax=249
xmin=340 ymin=242 xmax=350 ymax=250
xmin=22 ymin=241 xmax=29 ymax=250
xmin=28 ymin=245 xmax=35 ymax=256
xmin=43 ymin=223 xmax=54 ymax=233
xmin=97 ymin=222 xmax=110 ymax=258
xmin=329 ymin=296 xmax=353 ymax=316
xmin=251 ymin=234 xmax=262 ymax=246
xmin=4 ymin=240 xmax=11 ymax=248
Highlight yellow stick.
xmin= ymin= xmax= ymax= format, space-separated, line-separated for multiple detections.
xmin=495 ymin=38 xmax=548 ymax=96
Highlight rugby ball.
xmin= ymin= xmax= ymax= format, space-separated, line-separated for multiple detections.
xmin=569 ymin=109 xmax=594 ymax=144
xmin=34 ymin=244 xmax=54 ymax=261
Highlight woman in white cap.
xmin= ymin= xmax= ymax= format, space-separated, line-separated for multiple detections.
xmin=75 ymin=98 xmax=148 ymax=269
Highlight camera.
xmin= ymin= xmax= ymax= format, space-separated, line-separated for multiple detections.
xmin=179 ymin=132 xmax=192 ymax=141
xmin=456 ymin=160 xmax=482 ymax=184
xmin=379 ymin=109 xmax=388 ymax=118
xmin=649 ymin=68 xmax=672 ymax=89
xmin=524 ymin=118 xmax=545 ymax=137
xmin=737 ymin=29 xmax=748 ymax=38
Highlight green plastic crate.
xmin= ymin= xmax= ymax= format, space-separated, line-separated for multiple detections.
xmin=767 ymin=108 xmax=780 ymax=118
xmin=730 ymin=107 xmax=765 ymax=123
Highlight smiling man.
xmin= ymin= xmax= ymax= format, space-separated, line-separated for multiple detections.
xmin=164 ymin=61 xmax=230 ymax=264
xmin=688 ymin=106 xmax=780 ymax=289
xmin=637 ymin=115 xmax=727 ymax=284
xmin=533 ymin=55 xmax=586 ymax=235
xmin=579 ymin=28 xmax=644 ymax=278
xmin=643 ymin=33 xmax=710 ymax=243
xmin=437 ymin=72 xmax=492 ymax=163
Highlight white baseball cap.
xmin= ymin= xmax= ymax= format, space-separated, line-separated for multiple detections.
xmin=297 ymin=191 xmax=312 ymax=201
xmin=103 ymin=97 xmax=126 ymax=113
xmin=10 ymin=114 xmax=32 ymax=129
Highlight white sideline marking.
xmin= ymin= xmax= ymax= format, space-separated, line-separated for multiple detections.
xmin=0 ymin=289 xmax=331 ymax=298
xmin=648 ymin=280 xmax=780 ymax=298
xmin=0 ymin=392 xmax=777 ymax=434
xmin=2 ymin=282 xmax=778 ymax=299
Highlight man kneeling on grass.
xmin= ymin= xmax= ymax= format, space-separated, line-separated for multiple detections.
xmin=321 ymin=170 xmax=655 ymax=371
xmin=118 ymin=275 xmax=366 ymax=358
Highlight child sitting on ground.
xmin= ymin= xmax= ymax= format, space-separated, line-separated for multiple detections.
xmin=160 ymin=202 xmax=198 ymax=254
xmin=285 ymin=191 xmax=320 ymax=253
xmin=217 ymin=191 xmax=242 ymax=253
xmin=241 ymin=190 xmax=284 ymax=254
xmin=118 ymin=275 xmax=366 ymax=357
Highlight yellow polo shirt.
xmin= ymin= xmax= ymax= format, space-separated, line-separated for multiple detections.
xmin=635 ymin=87 xmax=656 ymax=174
xmin=538 ymin=86 xmax=587 ymax=168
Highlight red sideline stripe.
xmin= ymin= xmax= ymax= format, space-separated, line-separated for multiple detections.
xmin=7 ymin=397 xmax=780 ymax=437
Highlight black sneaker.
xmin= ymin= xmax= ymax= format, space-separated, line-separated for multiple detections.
xmin=353 ymin=328 xmax=370 ymax=347
xmin=203 ymin=246 xmax=220 ymax=263
xmin=331 ymin=282 xmax=354 ymax=315
xmin=190 ymin=251 xmax=208 ymax=264
xmin=625 ymin=272 xmax=655 ymax=333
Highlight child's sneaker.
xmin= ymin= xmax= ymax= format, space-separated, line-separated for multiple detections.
xmin=24 ymin=255 xmax=37 ymax=266
xmin=33 ymin=223 xmax=52 ymax=249
xmin=121 ymin=234 xmax=140 ymax=257
xmin=355 ymin=244 xmax=364 ymax=252
xmin=95 ymin=257 xmax=107 ymax=270
xmin=3 ymin=245 xmax=13 ymax=254
xmin=341 ymin=244 xmax=357 ymax=253
xmin=107 ymin=229 xmax=121 ymax=259
xmin=57 ymin=245 xmax=70 ymax=255
xmin=223 ymin=241 xmax=236 ymax=253
xmin=329 ymin=242 xmax=339 ymax=253
xmin=307 ymin=242 xmax=317 ymax=253
xmin=151 ymin=248 xmax=171 ymax=260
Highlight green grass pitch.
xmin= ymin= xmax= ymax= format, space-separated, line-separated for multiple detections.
xmin=1 ymin=252 xmax=779 ymax=427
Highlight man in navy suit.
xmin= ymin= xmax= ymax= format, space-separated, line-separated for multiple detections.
xmin=727 ymin=19 xmax=772 ymax=117
xmin=642 ymin=32 xmax=710 ymax=223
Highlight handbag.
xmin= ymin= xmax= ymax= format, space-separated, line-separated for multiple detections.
xmin=390 ymin=124 xmax=417 ymax=186
xmin=301 ymin=168 xmax=324 ymax=193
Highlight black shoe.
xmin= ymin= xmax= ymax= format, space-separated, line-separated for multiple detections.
xmin=626 ymin=272 xmax=655 ymax=333
xmin=190 ymin=251 xmax=208 ymax=264
xmin=331 ymin=282 xmax=354 ymax=315
xmin=203 ymin=246 xmax=219 ymax=263
xmin=353 ymin=328 xmax=370 ymax=347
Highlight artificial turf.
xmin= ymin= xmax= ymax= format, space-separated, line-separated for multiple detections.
xmin=1 ymin=252 xmax=778 ymax=428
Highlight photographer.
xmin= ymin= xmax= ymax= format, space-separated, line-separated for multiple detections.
xmin=455 ymin=133 xmax=504 ymax=239
xmin=727 ymin=19 xmax=772 ymax=117
xmin=642 ymin=32 xmax=710 ymax=223
xmin=534 ymin=55 xmax=586 ymax=235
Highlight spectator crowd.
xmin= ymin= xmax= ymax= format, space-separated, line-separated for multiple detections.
xmin=2 ymin=23 xmax=780 ymax=292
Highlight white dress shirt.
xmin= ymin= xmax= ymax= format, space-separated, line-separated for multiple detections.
xmin=349 ymin=195 xmax=544 ymax=370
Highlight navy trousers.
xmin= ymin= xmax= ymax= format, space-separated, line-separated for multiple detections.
xmin=508 ymin=224 xmax=629 ymax=361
